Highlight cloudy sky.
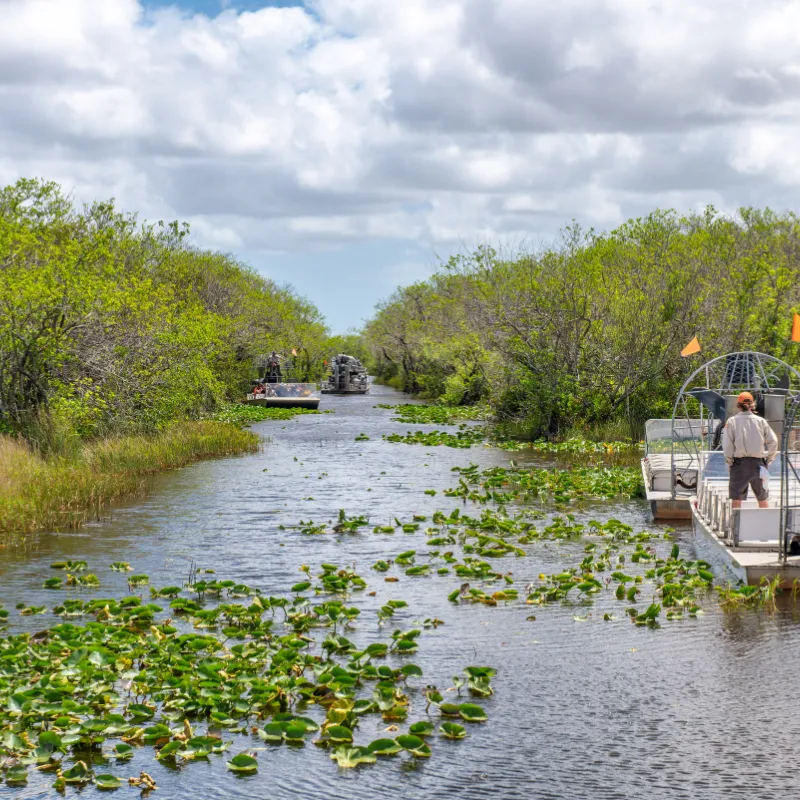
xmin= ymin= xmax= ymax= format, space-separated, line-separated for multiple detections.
xmin=2 ymin=0 xmax=798 ymax=331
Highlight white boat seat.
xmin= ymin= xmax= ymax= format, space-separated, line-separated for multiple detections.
xmin=733 ymin=508 xmax=781 ymax=546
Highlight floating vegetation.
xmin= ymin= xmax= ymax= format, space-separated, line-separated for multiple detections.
xmin=376 ymin=404 xmax=489 ymax=425
xmin=447 ymin=463 xmax=644 ymax=504
xmin=355 ymin=433 xmax=370 ymax=441
xmin=717 ymin=576 xmax=782 ymax=611
xmin=0 ymin=561 xmax=491 ymax=790
xmin=384 ymin=427 xmax=485 ymax=448
xmin=523 ymin=437 xmax=642 ymax=455
xmin=212 ymin=404 xmax=323 ymax=425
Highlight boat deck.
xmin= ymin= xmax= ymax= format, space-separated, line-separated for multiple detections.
xmin=692 ymin=473 xmax=800 ymax=586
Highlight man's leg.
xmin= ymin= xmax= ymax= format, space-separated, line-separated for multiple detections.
xmin=732 ymin=500 xmax=742 ymax=509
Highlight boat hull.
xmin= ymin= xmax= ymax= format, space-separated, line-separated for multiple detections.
xmin=321 ymin=387 xmax=369 ymax=395
xmin=243 ymin=383 xmax=320 ymax=410
xmin=641 ymin=459 xmax=693 ymax=520
xmin=691 ymin=505 xmax=800 ymax=587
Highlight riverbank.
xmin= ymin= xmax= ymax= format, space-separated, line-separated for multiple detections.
xmin=0 ymin=421 xmax=260 ymax=536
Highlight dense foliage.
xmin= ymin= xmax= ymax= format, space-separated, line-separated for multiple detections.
xmin=364 ymin=208 xmax=800 ymax=437
xmin=0 ymin=179 xmax=329 ymax=447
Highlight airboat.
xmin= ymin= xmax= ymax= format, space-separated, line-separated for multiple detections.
xmin=242 ymin=352 xmax=320 ymax=410
xmin=321 ymin=354 xmax=370 ymax=395
xmin=644 ymin=351 xmax=800 ymax=585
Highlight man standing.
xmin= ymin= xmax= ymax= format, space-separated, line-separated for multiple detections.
xmin=722 ymin=392 xmax=778 ymax=509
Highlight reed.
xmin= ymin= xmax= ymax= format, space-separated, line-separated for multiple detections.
xmin=0 ymin=422 xmax=259 ymax=536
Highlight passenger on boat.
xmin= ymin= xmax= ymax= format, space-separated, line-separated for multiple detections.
xmin=722 ymin=391 xmax=778 ymax=509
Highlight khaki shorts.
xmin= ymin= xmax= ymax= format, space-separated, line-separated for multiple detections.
xmin=729 ymin=457 xmax=768 ymax=501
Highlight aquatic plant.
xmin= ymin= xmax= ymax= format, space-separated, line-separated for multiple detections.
xmin=384 ymin=427 xmax=485 ymax=448
xmin=447 ymin=463 xmax=643 ymax=504
xmin=376 ymin=404 xmax=489 ymax=425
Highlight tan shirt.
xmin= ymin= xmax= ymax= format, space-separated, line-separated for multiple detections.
xmin=722 ymin=411 xmax=778 ymax=465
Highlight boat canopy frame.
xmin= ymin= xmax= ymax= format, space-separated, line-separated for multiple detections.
xmin=779 ymin=393 xmax=800 ymax=563
xmin=670 ymin=351 xmax=800 ymax=500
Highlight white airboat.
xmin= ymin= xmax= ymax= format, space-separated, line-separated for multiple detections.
xmin=642 ymin=351 xmax=800 ymax=586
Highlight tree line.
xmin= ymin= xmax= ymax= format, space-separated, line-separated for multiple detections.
xmin=363 ymin=207 xmax=800 ymax=438
xmin=0 ymin=178 xmax=330 ymax=449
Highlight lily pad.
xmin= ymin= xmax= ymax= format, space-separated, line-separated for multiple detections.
xmin=62 ymin=761 xmax=91 ymax=784
xmin=440 ymin=722 xmax=467 ymax=739
xmin=95 ymin=774 xmax=122 ymax=790
xmin=458 ymin=703 xmax=488 ymax=722
xmin=227 ymin=753 xmax=258 ymax=774
xmin=409 ymin=721 xmax=436 ymax=737
xmin=5 ymin=765 xmax=28 ymax=783
xmin=368 ymin=738 xmax=403 ymax=756
xmin=330 ymin=746 xmax=376 ymax=768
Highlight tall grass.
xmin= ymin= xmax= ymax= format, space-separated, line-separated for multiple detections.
xmin=0 ymin=421 xmax=259 ymax=536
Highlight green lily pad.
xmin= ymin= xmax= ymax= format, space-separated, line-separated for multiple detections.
xmin=227 ymin=753 xmax=258 ymax=773
xmin=458 ymin=703 xmax=488 ymax=722
xmin=5 ymin=765 xmax=28 ymax=783
xmin=330 ymin=746 xmax=376 ymax=768
xmin=368 ymin=738 xmax=403 ymax=756
xmin=409 ymin=721 xmax=436 ymax=737
xmin=62 ymin=761 xmax=91 ymax=784
xmin=113 ymin=743 xmax=134 ymax=760
xmin=326 ymin=725 xmax=353 ymax=743
xmin=95 ymin=774 xmax=122 ymax=790
xmin=440 ymin=722 xmax=467 ymax=739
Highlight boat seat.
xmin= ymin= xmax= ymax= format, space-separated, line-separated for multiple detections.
xmin=732 ymin=508 xmax=781 ymax=547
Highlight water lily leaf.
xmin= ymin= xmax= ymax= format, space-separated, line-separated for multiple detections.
xmin=409 ymin=721 xmax=435 ymax=737
xmin=329 ymin=746 xmax=376 ymax=768
xmin=458 ymin=703 xmax=488 ymax=722
xmin=440 ymin=722 xmax=467 ymax=739
xmin=156 ymin=741 xmax=182 ymax=760
xmin=283 ymin=723 xmax=307 ymax=742
xmin=227 ymin=753 xmax=258 ymax=773
xmin=368 ymin=738 xmax=402 ymax=756
xmin=258 ymin=723 xmax=285 ymax=744
xmin=396 ymin=734 xmax=424 ymax=750
xmin=39 ymin=731 xmax=62 ymax=750
xmin=127 ymin=703 xmax=155 ymax=720
xmin=113 ymin=743 xmax=134 ymax=760
xmin=326 ymin=725 xmax=353 ymax=743
xmin=438 ymin=703 xmax=461 ymax=717
xmin=62 ymin=760 xmax=91 ymax=784
xmin=95 ymin=774 xmax=122 ymax=790
xmin=6 ymin=766 xmax=28 ymax=783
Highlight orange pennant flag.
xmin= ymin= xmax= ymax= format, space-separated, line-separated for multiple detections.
xmin=792 ymin=313 xmax=800 ymax=343
xmin=681 ymin=336 xmax=701 ymax=358
xmin=291 ymin=348 xmax=298 ymax=356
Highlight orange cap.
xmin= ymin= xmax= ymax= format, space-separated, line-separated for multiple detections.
xmin=737 ymin=392 xmax=754 ymax=403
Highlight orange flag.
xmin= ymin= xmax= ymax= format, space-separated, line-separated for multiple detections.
xmin=681 ymin=336 xmax=701 ymax=357
xmin=291 ymin=348 xmax=298 ymax=356
xmin=792 ymin=313 xmax=800 ymax=343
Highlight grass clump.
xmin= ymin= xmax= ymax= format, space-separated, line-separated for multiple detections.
xmin=0 ymin=421 xmax=259 ymax=535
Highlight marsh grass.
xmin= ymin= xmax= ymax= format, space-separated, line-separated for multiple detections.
xmin=0 ymin=421 xmax=259 ymax=536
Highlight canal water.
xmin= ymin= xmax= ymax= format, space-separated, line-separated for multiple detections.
xmin=2 ymin=385 xmax=799 ymax=799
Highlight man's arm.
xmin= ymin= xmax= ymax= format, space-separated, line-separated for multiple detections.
xmin=722 ymin=421 xmax=734 ymax=466
xmin=763 ymin=420 xmax=778 ymax=464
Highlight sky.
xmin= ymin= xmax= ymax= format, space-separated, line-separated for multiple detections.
xmin=2 ymin=1 xmax=800 ymax=333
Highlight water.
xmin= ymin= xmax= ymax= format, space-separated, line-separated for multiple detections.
xmin=2 ymin=385 xmax=800 ymax=799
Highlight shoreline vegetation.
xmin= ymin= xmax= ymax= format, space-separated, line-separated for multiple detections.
xmin=0 ymin=178 xmax=345 ymax=538
xmin=0 ymin=422 xmax=259 ymax=536
xmin=363 ymin=208 xmax=800 ymax=439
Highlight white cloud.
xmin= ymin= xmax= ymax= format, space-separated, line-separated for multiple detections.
xmin=0 ymin=0 xmax=799 ymax=264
